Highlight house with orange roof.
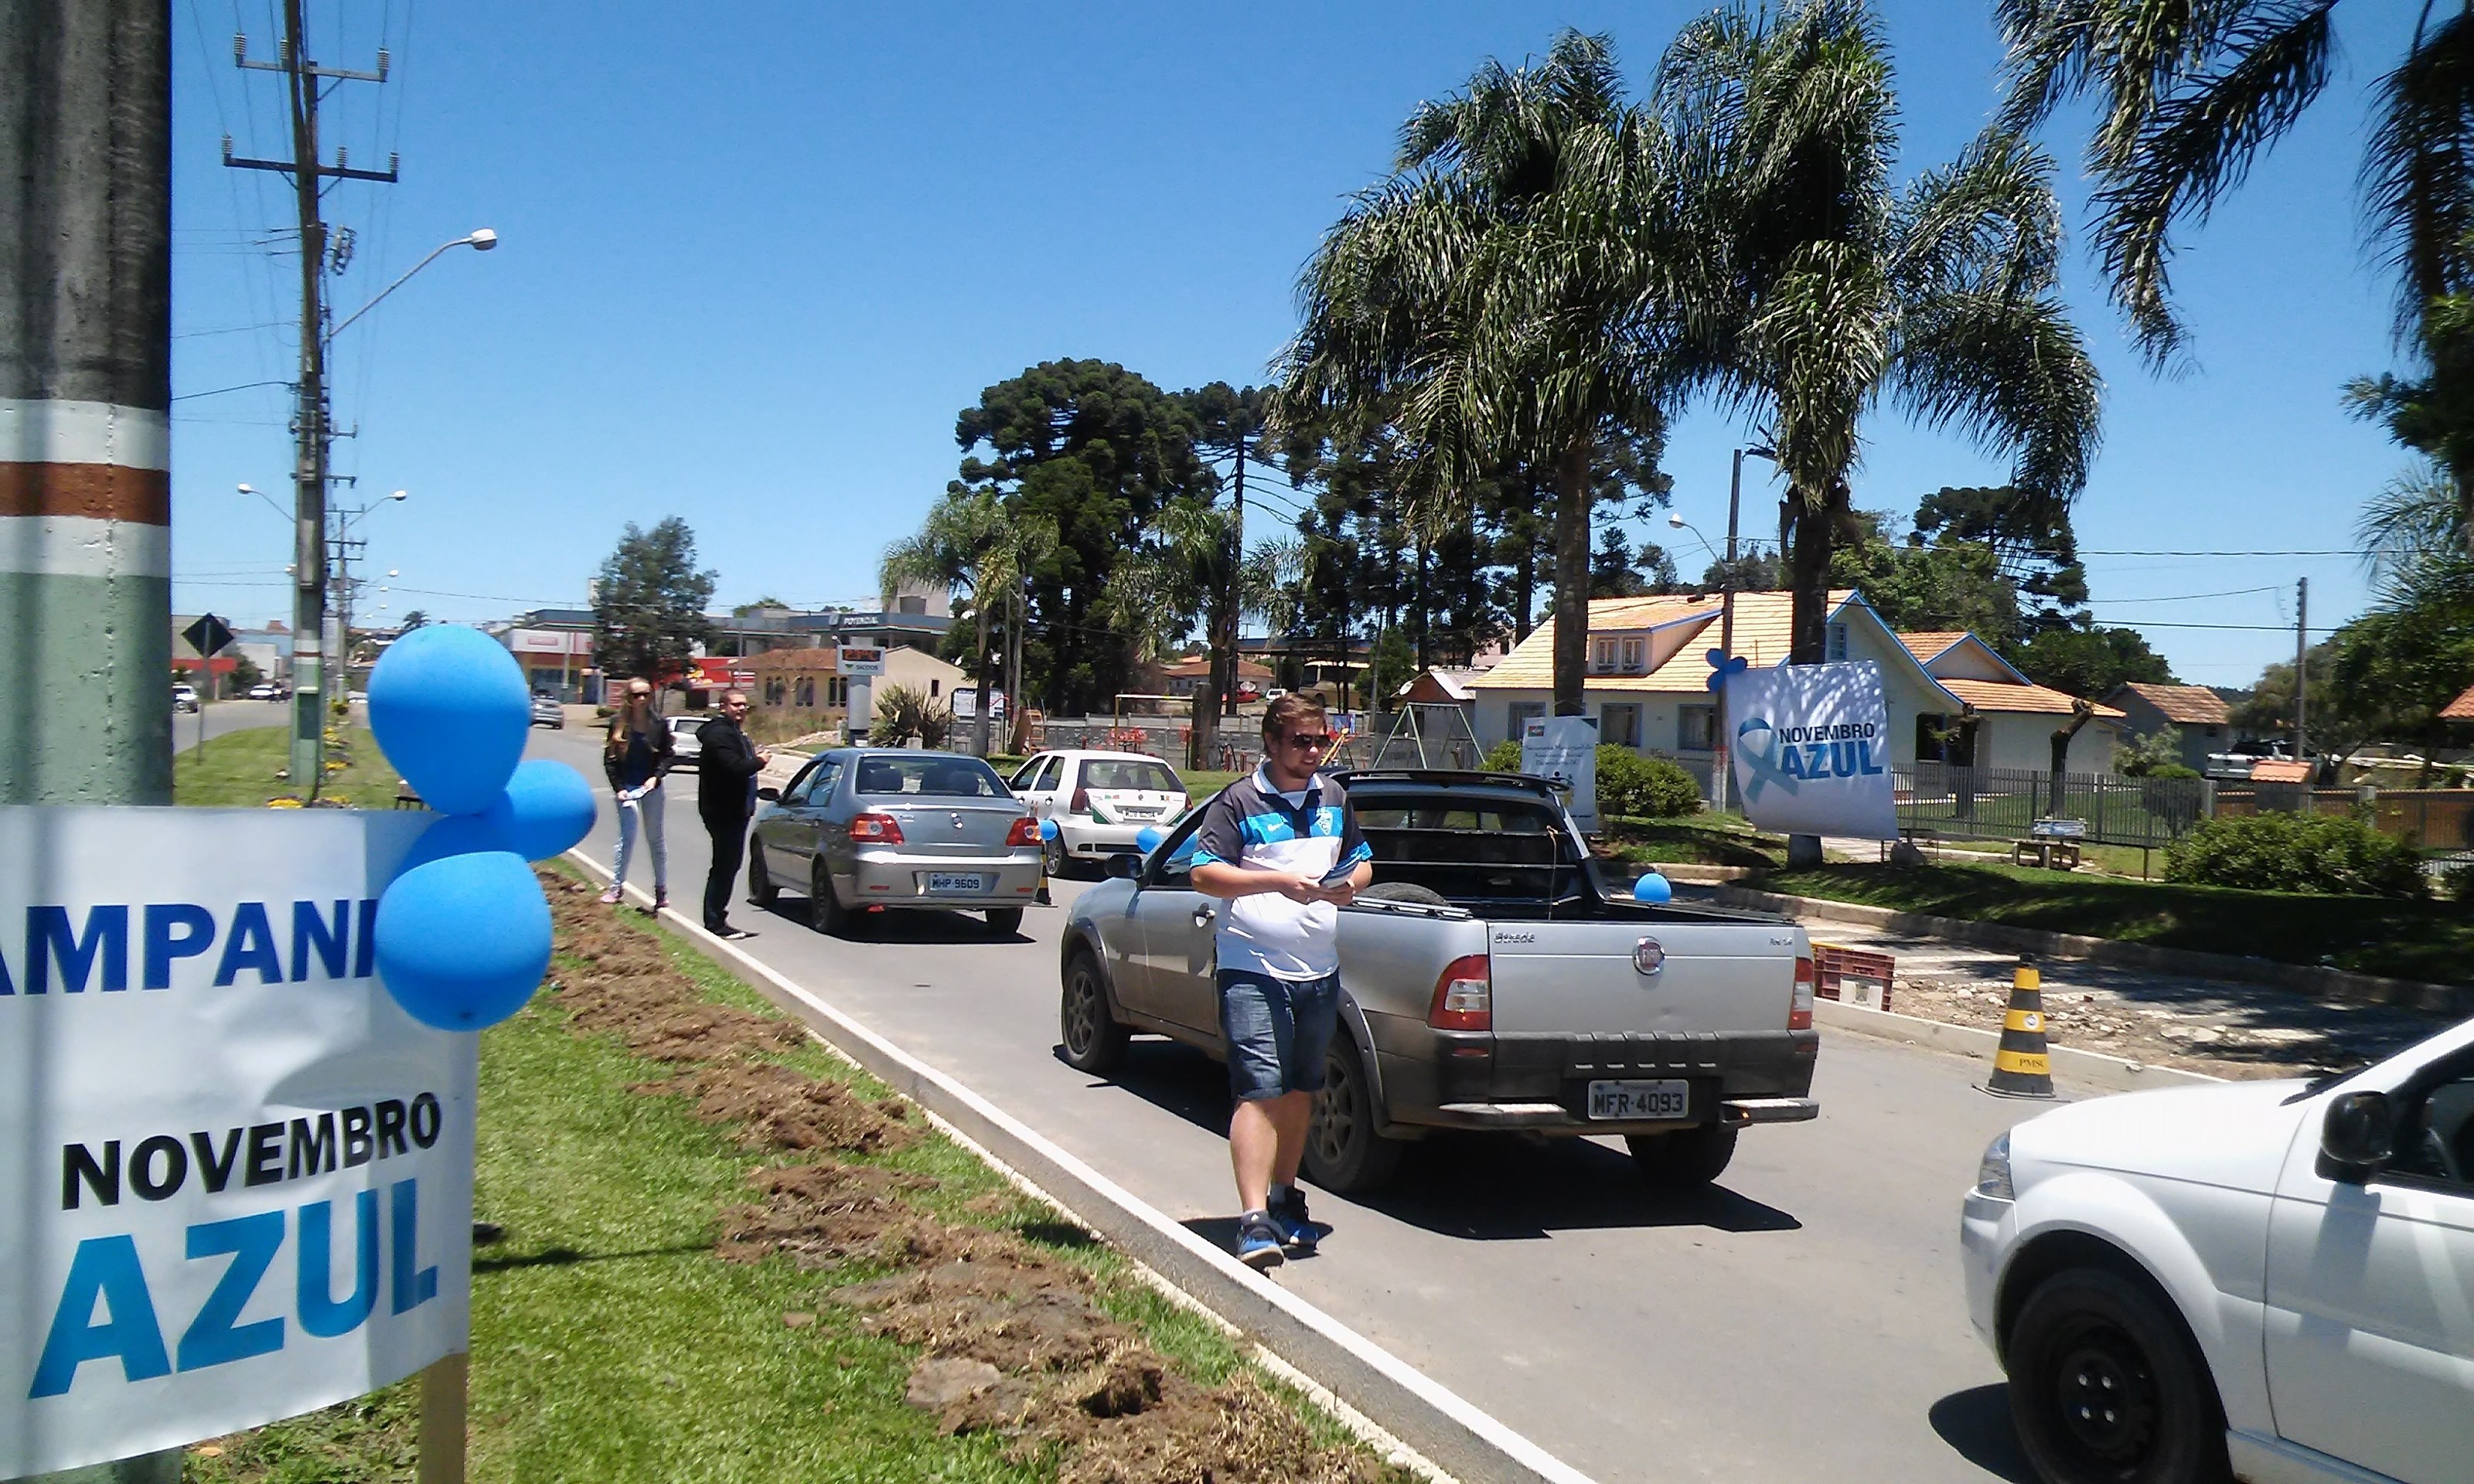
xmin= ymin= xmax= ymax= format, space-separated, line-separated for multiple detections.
xmin=2101 ymin=681 xmax=2235 ymax=773
xmin=1466 ymin=589 xmax=2124 ymax=781
xmin=2444 ymin=682 xmax=2474 ymax=723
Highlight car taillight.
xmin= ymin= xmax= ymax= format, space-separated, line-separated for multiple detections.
xmin=1006 ymin=815 xmax=1039 ymax=847
xmin=850 ymin=812 xmax=904 ymax=844
xmin=1069 ymin=787 xmax=1091 ymax=814
xmin=1427 ymin=954 xmax=1491 ymax=1032
xmin=1791 ymin=954 xmax=1815 ymax=1030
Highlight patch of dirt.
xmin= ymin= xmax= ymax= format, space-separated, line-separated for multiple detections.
xmin=640 ymin=1059 xmax=920 ymax=1155
xmin=544 ymin=865 xmax=1400 ymax=1484
xmin=716 ymin=1162 xmax=949 ymax=1270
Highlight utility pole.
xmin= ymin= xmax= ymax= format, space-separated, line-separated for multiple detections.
xmin=2294 ymin=576 xmax=2308 ymax=760
xmin=4 ymin=3 xmax=175 ymax=1474
xmin=1225 ymin=429 xmax=1244 ymax=721
xmin=1 ymin=0 xmax=175 ymax=813
xmin=1713 ymin=450 xmax=1745 ymax=815
xmin=225 ymin=2 xmax=395 ymax=798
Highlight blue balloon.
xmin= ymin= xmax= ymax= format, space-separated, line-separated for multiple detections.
xmin=1632 ymin=871 xmax=1674 ymax=904
xmin=399 ymin=812 xmax=513 ymax=875
xmin=1038 ymin=817 xmax=1060 ymax=842
xmin=1134 ymin=825 xmax=1164 ymax=854
xmin=485 ymin=759 xmax=598 ymax=861
xmin=375 ymin=851 xmax=552 ymax=1031
xmin=368 ymin=625 xmax=532 ymax=815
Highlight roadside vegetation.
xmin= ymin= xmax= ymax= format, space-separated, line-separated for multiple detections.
xmin=174 ymin=723 xmax=405 ymax=810
xmin=188 ymin=865 xmax=1408 ymax=1483
xmin=1755 ymin=860 xmax=2472 ymax=986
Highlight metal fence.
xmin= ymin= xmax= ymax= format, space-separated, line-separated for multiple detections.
xmin=1895 ymin=764 xmax=2213 ymax=852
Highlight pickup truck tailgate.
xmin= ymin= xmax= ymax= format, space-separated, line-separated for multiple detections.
xmin=1484 ymin=917 xmax=1804 ymax=1036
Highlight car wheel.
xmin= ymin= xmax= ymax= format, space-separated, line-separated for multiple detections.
xmin=985 ymin=907 xmax=1024 ymax=936
xmin=2008 ymin=1267 xmax=2230 ymax=1484
xmin=1042 ymin=833 xmax=1072 ymax=880
xmin=1058 ymin=951 xmax=1129 ymax=1074
xmin=810 ymin=857 xmax=852 ymax=937
xmin=747 ymin=847 xmax=779 ymax=908
xmin=1625 ymin=1125 xmax=1738 ymax=1186
xmin=1303 ymin=1035 xmax=1405 ymax=1195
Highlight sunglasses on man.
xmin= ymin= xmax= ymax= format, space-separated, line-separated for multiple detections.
xmin=1280 ymin=731 xmax=1333 ymax=748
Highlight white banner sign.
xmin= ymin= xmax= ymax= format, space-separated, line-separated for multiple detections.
xmin=1 ymin=807 xmax=476 ymax=1476
xmin=1727 ymin=661 xmax=1898 ymax=840
xmin=1520 ymin=715 xmax=1599 ymax=833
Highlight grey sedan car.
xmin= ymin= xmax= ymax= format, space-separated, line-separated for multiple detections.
xmin=747 ymin=749 xmax=1043 ymax=937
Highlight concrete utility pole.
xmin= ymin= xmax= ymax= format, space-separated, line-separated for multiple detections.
xmin=1 ymin=0 xmax=175 ymax=812
xmin=226 ymin=1 xmax=396 ymax=798
xmin=3 ymin=3 xmax=179 ymax=1475
xmin=2294 ymin=576 xmax=2308 ymax=759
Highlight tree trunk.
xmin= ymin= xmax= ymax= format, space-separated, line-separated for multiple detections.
xmin=973 ymin=601 xmax=994 ymax=757
xmin=1785 ymin=482 xmax=1834 ymax=665
xmin=1551 ymin=439 xmax=1593 ymax=716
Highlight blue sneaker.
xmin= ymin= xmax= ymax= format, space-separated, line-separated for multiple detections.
xmin=1271 ymin=1189 xmax=1319 ymax=1254
xmin=1234 ymin=1212 xmax=1286 ymax=1271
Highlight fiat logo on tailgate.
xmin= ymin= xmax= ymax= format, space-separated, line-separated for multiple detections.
xmin=1633 ymin=938 xmax=1665 ymax=975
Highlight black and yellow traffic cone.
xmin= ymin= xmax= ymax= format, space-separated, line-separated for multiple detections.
xmin=1983 ymin=957 xmax=2057 ymax=1099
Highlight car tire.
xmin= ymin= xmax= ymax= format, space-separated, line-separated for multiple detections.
xmin=985 ymin=907 xmax=1024 ymax=936
xmin=1625 ymin=1125 xmax=1739 ymax=1186
xmin=1303 ymin=1034 xmax=1406 ymax=1195
xmin=810 ymin=858 xmax=852 ymax=938
xmin=1058 ymin=951 xmax=1129 ymax=1074
xmin=1043 ymin=834 xmax=1072 ymax=880
xmin=747 ymin=848 xmax=779 ymax=909
xmin=2007 ymin=1267 xmax=2230 ymax=1484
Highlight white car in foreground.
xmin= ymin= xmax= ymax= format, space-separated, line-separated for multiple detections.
xmin=1963 ymin=1019 xmax=2474 ymax=1484
xmin=1007 ymin=749 xmax=1188 ymax=876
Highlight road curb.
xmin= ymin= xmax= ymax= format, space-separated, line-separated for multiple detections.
xmin=1715 ymin=885 xmax=2472 ymax=1018
xmin=1813 ymin=999 xmax=2220 ymax=1093
xmin=564 ymin=849 xmax=1597 ymax=1484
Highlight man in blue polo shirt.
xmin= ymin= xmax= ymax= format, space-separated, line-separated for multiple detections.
xmin=1188 ymin=694 xmax=1373 ymax=1270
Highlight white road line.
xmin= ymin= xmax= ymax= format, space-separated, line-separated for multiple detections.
xmin=567 ymin=846 xmax=1601 ymax=1484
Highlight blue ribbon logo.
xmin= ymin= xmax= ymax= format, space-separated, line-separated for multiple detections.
xmin=1736 ymin=716 xmax=1801 ymax=803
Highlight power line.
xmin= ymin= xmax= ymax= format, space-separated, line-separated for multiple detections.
xmin=2082 ymin=584 xmax=2285 ymax=604
xmin=2076 ymin=547 xmax=2373 ymax=557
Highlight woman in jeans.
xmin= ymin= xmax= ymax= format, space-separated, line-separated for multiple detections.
xmin=601 ymin=679 xmax=675 ymax=908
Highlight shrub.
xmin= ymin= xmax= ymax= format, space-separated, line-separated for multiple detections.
xmin=869 ymin=683 xmax=953 ymax=749
xmin=2443 ymin=859 xmax=2474 ymax=903
xmin=1597 ymin=746 xmax=1703 ymax=819
xmin=1483 ymin=739 xmax=1524 ymax=773
xmin=2163 ymin=811 xmax=2429 ymax=898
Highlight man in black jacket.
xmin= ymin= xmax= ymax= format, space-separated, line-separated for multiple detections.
xmin=697 ymin=690 xmax=771 ymax=938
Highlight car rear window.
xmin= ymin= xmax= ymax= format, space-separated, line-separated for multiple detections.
xmin=853 ymin=755 xmax=1009 ymax=798
xmin=1079 ymin=759 xmax=1180 ymax=793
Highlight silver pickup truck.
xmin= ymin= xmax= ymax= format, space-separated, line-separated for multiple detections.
xmin=1057 ymin=769 xmax=1819 ymax=1193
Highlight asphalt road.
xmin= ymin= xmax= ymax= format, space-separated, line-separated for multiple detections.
xmin=529 ymin=726 xmax=2060 ymax=1483
xmin=172 ymin=698 xmax=295 ymax=750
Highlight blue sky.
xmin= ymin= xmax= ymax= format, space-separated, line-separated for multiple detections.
xmin=169 ymin=1 xmax=2422 ymax=686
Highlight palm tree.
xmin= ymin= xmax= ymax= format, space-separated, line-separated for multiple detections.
xmin=1655 ymin=0 xmax=2103 ymax=669
xmin=879 ymin=490 xmax=1055 ymax=757
xmin=1277 ymin=31 xmax=1679 ymax=716
xmin=1999 ymin=1 xmax=2474 ymax=554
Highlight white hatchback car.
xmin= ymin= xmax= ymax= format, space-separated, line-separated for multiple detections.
xmin=1007 ymin=749 xmax=1188 ymax=876
xmin=1962 ymin=1018 xmax=2474 ymax=1484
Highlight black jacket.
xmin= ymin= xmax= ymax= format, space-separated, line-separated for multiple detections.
xmin=603 ymin=717 xmax=673 ymax=791
xmin=696 ymin=715 xmax=764 ymax=822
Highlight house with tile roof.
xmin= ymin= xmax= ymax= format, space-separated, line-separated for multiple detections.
xmin=1466 ymin=590 xmax=2123 ymax=782
xmin=2101 ymin=681 xmax=2234 ymax=773
xmin=2442 ymin=682 xmax=2474 ymax=723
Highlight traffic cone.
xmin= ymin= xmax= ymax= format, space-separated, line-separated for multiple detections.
xmin=1984 ymin=957 xmax=2057 ymax=1099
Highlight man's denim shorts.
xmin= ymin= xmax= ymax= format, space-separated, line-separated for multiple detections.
xmin=1217 ymin=969 xmax=1340 ymax=1101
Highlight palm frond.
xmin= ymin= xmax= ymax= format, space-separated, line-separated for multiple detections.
xmin=1891 ymin=287 xmax=2104 ymax=501
xmin=2364 ymin=8 xmax=2474 ymax=336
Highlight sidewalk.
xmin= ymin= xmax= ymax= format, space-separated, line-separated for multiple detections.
xmin=1777 ymin=913 xmax=2450 ymax=1081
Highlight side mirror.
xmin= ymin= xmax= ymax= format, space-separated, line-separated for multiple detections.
xmin=2318 ymin=1091 xmax=2395 ymax=1183
xmin=1105 ymin=853 xmax=1142 ymax=880
xmin=756 ymin=787 xmax=781 ymax=802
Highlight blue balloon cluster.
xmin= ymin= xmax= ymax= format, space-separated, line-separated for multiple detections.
xmin=1704 ymin=647 xmax=1750 ymax=694
xmin=367 ymin=627 xmax=596 ymax=1031
xmin=1632 ymin=871 xmax=1674 ymax=904
xmin=1134 ymin=825 xmax=1164 ymax=855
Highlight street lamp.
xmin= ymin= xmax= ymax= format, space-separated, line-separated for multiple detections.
xmin=325 ymin=229 xmax=499 ymax=342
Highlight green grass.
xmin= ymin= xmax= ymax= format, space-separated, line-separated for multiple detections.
xmin=1180 ymin=769 xmax=1246 ymax=798
xmin=174 ymin=723 xmax=408 ymax=809
xmin=1600 ymin=811 xmax=1788 ymax=869
xmin=187 ymin=869 xmax=1378 ymax=1483
xmin=1758 ymin=860 xmax=2474 ymax=985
